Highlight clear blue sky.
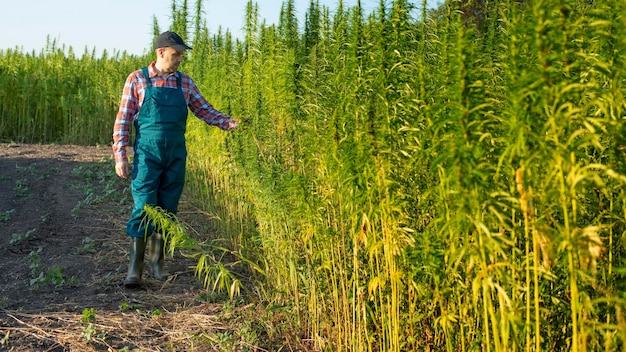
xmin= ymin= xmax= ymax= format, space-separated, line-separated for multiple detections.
xmin=1 ymin=0 xmax=440 ymax=56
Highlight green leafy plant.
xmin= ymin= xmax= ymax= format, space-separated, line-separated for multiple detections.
xmin=119 ymin=302 xmax=142 ymax=311
xmin=10 ymin=228 xmax=36 ymax=244
xmin=44 ymin=267 xmax=75 ymax=288
xmin=0 ymin=209 xmax=15 ymax=223
xmin=39 ymin=213 xmax=50 ymax=223
xmin=82 ymin=308 xmax=97 ymax=324
xmin=81 ymin=308 xmax=97 ymax=342
xmin=13 ymin=179 xmax=30 ymax=197
xmin=27 ymin=247 xmax=44 ymax=288
xmin=77 ymin=237 xmax=97 ymax=254
xmin=26 ymin=246 xmax=75 ymax=289
xmin=205 ymin=331 xmax=235 ymax=352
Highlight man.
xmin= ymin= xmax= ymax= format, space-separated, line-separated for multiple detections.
xmin=112 ymin=31 xmax=238 ymax=288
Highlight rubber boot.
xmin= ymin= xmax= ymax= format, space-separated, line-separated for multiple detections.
xmin=149 ymin=233 xmax=170 ymax=281
xmin=124 ymin=237 xmax=146 ymax=288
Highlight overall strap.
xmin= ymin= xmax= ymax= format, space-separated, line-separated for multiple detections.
xmin=141 ymin=67 xmax=151 ymax=88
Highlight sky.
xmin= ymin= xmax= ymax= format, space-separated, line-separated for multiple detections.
xmin=1 ymin=0 xmax=439 ymax=56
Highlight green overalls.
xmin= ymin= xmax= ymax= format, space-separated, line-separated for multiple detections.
xmin=126 ymin=67 xmax=188 ymax=238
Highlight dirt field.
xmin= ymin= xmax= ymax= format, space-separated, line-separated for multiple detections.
xmin=0 ymin=143 xmax=246 ymax=351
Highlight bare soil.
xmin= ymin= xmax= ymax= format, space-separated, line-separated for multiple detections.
xmin=0 ymin=143 xmax=244 ymax=351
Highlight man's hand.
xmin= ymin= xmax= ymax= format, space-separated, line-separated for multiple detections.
xmin=115 ymin=161 xmax=130 ymax=179
xmin=228 ymin=118 xmax=239 ymax=130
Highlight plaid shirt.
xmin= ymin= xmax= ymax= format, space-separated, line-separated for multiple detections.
xmin=112 ymin=61 xmax=234 ymax=163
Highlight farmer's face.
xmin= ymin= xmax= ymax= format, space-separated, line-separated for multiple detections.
xmin=157 ymin=47 xmax=184 ymax=74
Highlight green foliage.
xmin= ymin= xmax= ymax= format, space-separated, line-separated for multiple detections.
xmin=27 ymin=247 xmax=44 ymax=288
xmin=143 ymin=205 xmax=249 ymax=300
xmin=0 ymin=209 xmax=15 ymax=223
xmin=0 ymin=41 xmax=146 ymax=144
xmin=182 ymin=0 xmax=626 ymax=350
xmin=77 ymin=237 xmax=97 ymax=254
xmin=81 ymin=308 xmax=98 ymax=342
xmin=10 ymin=228 xmax=36 ymax=244
xmin=119 ymin=301 xmax=142 ymax=311
xmin=13 ymin=179 xmax=30 ymax=197
xmin=26 ymin=246 xmax=76 ymax=289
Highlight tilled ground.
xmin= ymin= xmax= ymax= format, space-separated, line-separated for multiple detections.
xmin=0 ymin=143 xmax=238 ymax=351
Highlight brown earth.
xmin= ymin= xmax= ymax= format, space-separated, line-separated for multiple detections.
xmin=0 ymin=143 xmax=260 ymax=351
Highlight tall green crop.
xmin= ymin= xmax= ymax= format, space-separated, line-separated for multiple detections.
xmin=182 ymin=0 xmax=626 ymax=350
xmin=0 ymin=42 xmax=145 ymax=144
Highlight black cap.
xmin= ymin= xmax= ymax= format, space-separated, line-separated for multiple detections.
xmin=154 ymin=31 xmax=192 ymax=51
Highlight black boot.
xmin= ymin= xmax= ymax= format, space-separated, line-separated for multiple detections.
xmin=149 ymin=233 xmax=170 ymax=281
xmin=124 ymin=237 xmax=146 ymax=288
